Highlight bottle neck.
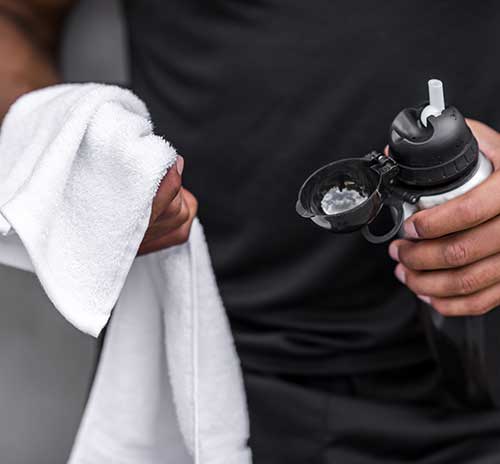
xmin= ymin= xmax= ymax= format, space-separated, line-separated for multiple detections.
xmin=395 ymin=151 xmax=491 ymax=200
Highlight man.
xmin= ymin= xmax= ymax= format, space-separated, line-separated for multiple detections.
xmin=1 ymin=0 xmax=500 ymax=462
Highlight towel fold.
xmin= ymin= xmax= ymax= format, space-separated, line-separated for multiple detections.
xmin=0 ymin=84 xmax=252 ymax=464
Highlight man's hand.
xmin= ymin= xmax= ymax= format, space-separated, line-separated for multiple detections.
xmin=138 ymin=156 xmax=198 ymax=255
xmin=389 ymin=120 xmax=500 ymax=316
xmin=0 ymin=2 xmax=197 ymax=255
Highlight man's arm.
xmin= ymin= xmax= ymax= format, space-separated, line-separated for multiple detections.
xmin=0 ymin=0 xmax=198 ymax=252
xmin=0 ymin=0 xmax=77 ymax=118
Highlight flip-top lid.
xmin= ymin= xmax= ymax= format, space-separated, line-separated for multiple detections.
xmin=388 ymin=80 xmax=478 ymax=187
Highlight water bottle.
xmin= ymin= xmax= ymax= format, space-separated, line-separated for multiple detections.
xmin=296 ymin=80 xmax=500 ymax=408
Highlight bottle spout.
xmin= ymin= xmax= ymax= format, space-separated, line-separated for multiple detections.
xmin=420 ymin=79 xmax=445 ymax=127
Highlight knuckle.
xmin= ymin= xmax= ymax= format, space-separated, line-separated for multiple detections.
xmin=456 ymin=197 xmax=481 ymax=225
xmin=170 ymin=194 xmax=183 ymax=216
xmin=184 ymin=217 xmax=196 ymax=236
xmin=191 ymin=196 xmax=199 ymax=213
xmin=442 ymin=240 xmax=469 ymax=267
xmin=177 ymin=229 xmax=190 ymax=244
xmin=180 ymin=229 xmax=190 ymax=242
xmin=456 ymin=271 xmax=480 ymax=295
xmin=173 ymin=222 xmax=193 ymax=245
xmin=184 ymin=190 xmax=198 ymax=210
xmin=479 ymin=265 xmax=498 ymax=286
xmin=179 ymin=207 xmax=190 ymax=224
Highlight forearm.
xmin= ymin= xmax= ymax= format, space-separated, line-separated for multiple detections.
xmin=0 ymin=0 xmax=75 ymax=118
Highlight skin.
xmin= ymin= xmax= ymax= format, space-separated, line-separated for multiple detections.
xmin=4 ymin=2 xmax=499 ymax=298
xmin=389 ymin=120 xmax=500 ymax=317
xmin=0 ymin=0 xmax=197 ymax=255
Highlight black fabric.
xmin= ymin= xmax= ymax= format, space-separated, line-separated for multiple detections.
xmin=121 ymin=0 xmax=500 ymax=461
xmin=117 ymin=0 xmax=496 ymax=376
xmin=245 ymin=370 xmax=500 ymax=464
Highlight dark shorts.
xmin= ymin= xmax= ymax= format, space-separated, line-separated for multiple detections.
xmin=244 ymin=362 xmax=500 ymax=464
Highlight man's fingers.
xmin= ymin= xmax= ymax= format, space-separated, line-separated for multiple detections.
xmin=138 ymin=208 xmax=195 ymax=254
xmin=144 ymin=197 xmax=188 ymax=242
xmin=139 ymin=187 xmax=197 ymax=255
xmin=144 ymin=188 xmax=192 ymax=241
xmin=157 ymin=188 xmax=184 ymax=222
xmin=402 ymin=169 xmax=500 ymax=240
xmin=402 ymin=123 xmax=500 ymax=240
xmin=149 ymin=156 xmax=183 ymax=225
xmin=420 ymin=281 xmax=500 ymax=317
xmin=391 ymin=215 xmax=500 ymax=271
xmin=181 ymin=188 xmax=198 ymax=217
xmin=396 ymin=252 xmax=500 ymax=298
xmin=139 ymin=153 xmax=196 ymax=255
xmin=157 ymin=187 xmax=184 ymax=219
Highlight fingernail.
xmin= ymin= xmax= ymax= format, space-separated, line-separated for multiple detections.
xmin=388 ymin=242 xmax=399 ymax=261
xmin=176 ymin=155 xmax=184 ymax=176
xmin=403 ymin=220 xmax=419 ymax=239
xmin=417 ymin=294 xmax=431 ymax=304
xmin=394 ymin=264 xmax=406 ymax=284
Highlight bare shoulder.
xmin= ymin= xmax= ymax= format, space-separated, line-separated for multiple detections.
xmin=0 ymin=0 xmax=78 ymax=49
xmin=0 ymin=0 xmax=78 ymax=12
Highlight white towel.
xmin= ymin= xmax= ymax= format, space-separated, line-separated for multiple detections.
xmin=0 ymin=83 xmax=252 ymax=464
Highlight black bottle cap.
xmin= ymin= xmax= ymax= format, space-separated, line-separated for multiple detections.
xmin=388 ymin=106 xmax=478 ymax=187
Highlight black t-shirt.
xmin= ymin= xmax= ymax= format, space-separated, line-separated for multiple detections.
xmin=122 ymin=0 xmax=500 ymax=377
